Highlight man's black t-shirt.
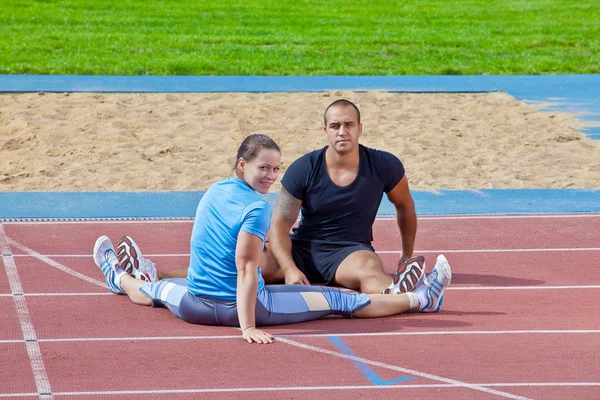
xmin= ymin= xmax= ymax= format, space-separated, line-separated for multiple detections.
xmin=281 ymin=145 xmax=405 ymax=243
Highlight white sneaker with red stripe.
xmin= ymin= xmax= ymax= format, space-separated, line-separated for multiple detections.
xmin=116 ymin=236 xmax=158 ymax=283
xmin=384 ymin=255 xmax=426 ymax=294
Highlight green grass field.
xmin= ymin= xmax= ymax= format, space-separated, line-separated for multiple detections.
xmin=1 ymin=0 xmax=598 ymax=75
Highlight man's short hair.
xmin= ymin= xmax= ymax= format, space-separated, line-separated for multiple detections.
xmin=324 ymin=99 xmax=361 ymax=125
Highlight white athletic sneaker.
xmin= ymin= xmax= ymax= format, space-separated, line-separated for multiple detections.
xmin=117 ymin=236 xmax=157 ymax=282
xmin=383 ymin=256 xmax=426 ymax=294
xmin=415 ymin=254 xmax=452 ymax=312
xmin=93 ymin=236 xmax=125 ymax=294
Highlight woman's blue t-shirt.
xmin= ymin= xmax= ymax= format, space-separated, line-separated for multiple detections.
xmin=187 ymin=177 xmax=270 ymax=300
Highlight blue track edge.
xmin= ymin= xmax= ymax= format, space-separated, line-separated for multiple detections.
xmin=1 ymin=189 xmax=598 ymax=220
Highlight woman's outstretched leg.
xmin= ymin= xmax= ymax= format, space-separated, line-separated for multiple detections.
xmin=93 ymin=235 xmax=152 ymax=305
xmin=94 ymin=236 xmax=216 ymax=323
xmin=253 ymin=254 xmax=451 ymax=326
xmin=116 ymin=235 xmax=188 ymax=281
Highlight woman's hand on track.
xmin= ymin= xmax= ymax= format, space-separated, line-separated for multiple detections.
xmin=242 ymin=327 xmax=274 ymax=344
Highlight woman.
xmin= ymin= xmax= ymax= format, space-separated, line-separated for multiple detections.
xmin=93 ymin=134 xmax=451 ymax=344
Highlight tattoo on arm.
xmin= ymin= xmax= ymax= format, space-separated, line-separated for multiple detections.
xmin=275 ymin=187 xmax=302 ymax=224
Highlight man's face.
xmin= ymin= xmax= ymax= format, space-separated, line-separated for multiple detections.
xmin=324 ymin=105 xmax=362 ymax=155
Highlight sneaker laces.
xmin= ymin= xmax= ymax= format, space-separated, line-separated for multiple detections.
xmin=424 ymin=267 xmax=439 ymax=288
xmin=105 ymin=249 xmax=120 ymax=271
xmin=103 ymin=249 xmax=125 ymax=294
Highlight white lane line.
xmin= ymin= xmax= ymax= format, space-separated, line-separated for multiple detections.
xmin=486 ymin=382 xmax=600 ymax=387
xmin=448 ymin=285 xmax=600 ymax=290
xmin=0 ymin=292 xmax=111 ymax=297
xmin=8 ymin=238 xmax=105 ymax=288
xmin=280 ymin=329 xmax=600 ymax=338
xmin=2 ymin=382 xmax=599 ymax=397
xmin=376 ymin=248 xmax=600 ymax=254
xmin=9 ymin=246 xmax=600 ymax=258
xmin=1 ymin=285 xmax=598 ymax=298
xmin=376 ymin=214 xmax=600 ymax=221
xmin=11 ymin=253 xmax=191 ymax=258
xmin=40 ymin=335 xmax=242 ymax=342
xmin=0 ymin=224 xmax=53 ymax=399
xmin=1 ymin=329 xmax=597 ymax=345
xmin=277 ymin=337 xmax=531 ymax=399
xmin=0 ymin=335 xmax=241 ymax=344
xmin=0 ymin=220 xmax=195 ymax=225
xmin=2 ymin=213 xmax=599 ymax=225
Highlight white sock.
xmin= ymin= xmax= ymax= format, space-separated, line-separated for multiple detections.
xmin=407 ymin=292 xmax=420 ymax=311
xmin=113 ymin=265 xmax=128 ymax=288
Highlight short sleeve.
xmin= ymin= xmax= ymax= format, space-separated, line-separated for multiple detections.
xmin=280 ymin=153 xmax=311 ymax=200
xmin=240 ymin=200 xmax=271 ymax=241
xmin=378 ymin=151 xmax=406 ymax=192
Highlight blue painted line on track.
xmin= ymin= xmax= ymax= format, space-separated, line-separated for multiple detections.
xmin=0 ymin=192 xmax=203 ymax=220
xmin=327 ymin=336 xmax=412 ymax=386
xmin=0 ymin=74 xmax=597 ymax=96
xmin=1 ymin=189 xmax=599 ymax=220
xmin=1 ymin=74 xmax=599 ymax=139
xmin=385 ymin=189 xmax=600 ymax=216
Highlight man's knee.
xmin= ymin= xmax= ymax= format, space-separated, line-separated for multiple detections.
xmin=334 ymin=251 xmax=387 ymax=288
xmin=358 ymin=257 xmax=385 ymax=275
xmin=344 ymin=252 xmax=385 ymax=276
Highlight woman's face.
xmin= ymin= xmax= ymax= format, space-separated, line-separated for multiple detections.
xmin=239 ymin=148 xmax=281 ymax=194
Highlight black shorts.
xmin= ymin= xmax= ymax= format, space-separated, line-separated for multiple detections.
xmin=291 ymin=236 xmax=375 ymax=284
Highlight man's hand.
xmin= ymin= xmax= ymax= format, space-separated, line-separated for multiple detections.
xmin=284 ymin=267 xmax=310 ymax=285
xmin=387 ymin=176 xmax=417 ymax=270
xmin=397 ymin=254 xmax=411 ymax=267
xmin=242 ymin=327 xmax=274 ymax=344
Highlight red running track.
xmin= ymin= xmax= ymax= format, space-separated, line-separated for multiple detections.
xmin=1 ymin=214 xmax=599 ymax=399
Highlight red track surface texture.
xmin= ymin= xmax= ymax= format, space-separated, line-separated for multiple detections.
xmin=1 ymin=214 xmax=599 ymax=399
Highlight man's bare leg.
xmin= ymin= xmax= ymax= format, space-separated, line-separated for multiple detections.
xmin=258 ymin=244 xmax=285 ymax=283
xmin=353 ymin=293 xmax=411 ymax=317
xmin=354 ymin=254 xmax=452 ymax=316
xmin=333 ymin=250 xmax=391 ymax=294
xmin=119 ymin=275 xmax=152 ymax=306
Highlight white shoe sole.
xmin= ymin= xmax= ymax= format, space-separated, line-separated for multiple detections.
xmin=117 ymin=236 xmax=141 ymax=274
xmin=385 ymin=256 xmax=426 ymax=294
xmin=434 ymin=254 xmax=452 ymax=287
xmin=117 ymin=236 xmax=153 ymax=282
xmin=420 ymin=254 xmax=452 ymax=312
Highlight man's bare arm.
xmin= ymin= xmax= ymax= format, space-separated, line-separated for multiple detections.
xmin=269 ymin=187 xmax=303 ymax=272
xmin=386 ymin=175 xmax=417 ymax=262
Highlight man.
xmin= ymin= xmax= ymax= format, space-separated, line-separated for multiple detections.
xmin=259 ymin=99 xmax=425 ymax=294
xmin=118 ymin=99 xmax=434 ymax=296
